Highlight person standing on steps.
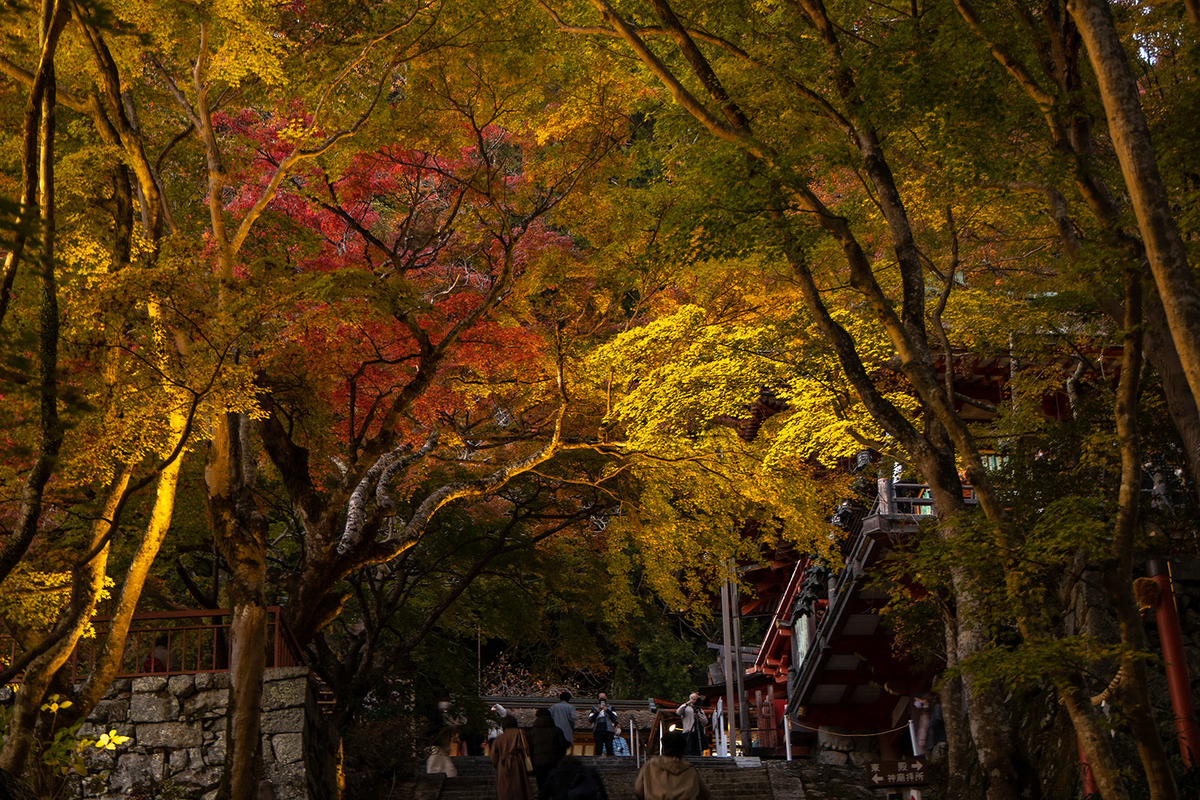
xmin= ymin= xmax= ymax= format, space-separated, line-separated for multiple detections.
xmin=528 ymin=708 xmax=569 ymax=789
xmin=612 ymin=725 xmax=631 ymax=757
xmin=589 ymin=693 xmax=618 ymax=756
xmin=487 ymin=702 xmax=510 ymax=757
xmin=634 ymin=731 xmax=710 ymax=800
xmin=550 ymin=691 xmax=576 ymax=751
xmin=491 ymin=715 xmax=534 ymax=800
xmin=675 ymin=693 xmax=707 ymax=757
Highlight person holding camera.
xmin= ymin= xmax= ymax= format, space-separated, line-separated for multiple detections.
xmin=675 ymin=693 xmax=707 ymax=757
xmin=589 ymin=692 xmax=619 ymax=756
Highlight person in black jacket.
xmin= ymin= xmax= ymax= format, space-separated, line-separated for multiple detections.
xmin=527 ymin=708 xmax=569 ymax=788
xmin=538 ymin=756 xmax=608 ymax=800
xmin=588 ymin=693 xmax=618 ymax=756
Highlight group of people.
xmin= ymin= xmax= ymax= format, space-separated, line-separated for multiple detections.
xmin=433 ymin=691 xmax=712 ymax=800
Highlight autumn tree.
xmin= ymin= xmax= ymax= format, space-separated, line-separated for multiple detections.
xmin=536 ymin=0 xmax=1196 ymax=797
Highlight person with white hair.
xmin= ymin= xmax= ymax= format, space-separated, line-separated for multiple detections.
xmin=674 ymin=693 xmax=707 ymax=756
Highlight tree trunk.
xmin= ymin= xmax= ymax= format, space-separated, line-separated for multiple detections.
xmin=0 ymin=0 xmax=69 ymax=587
xmin=926 ymin=480 xmax=1025 ymax=800
xmin=1067 ymin=0 xmax=1200 ymax=408
xmin=74 ymin=399 xmax=189 ymax=714
xmin=0 ymin=0 xmax=68 ymax=331
xmin=940 ymin=617 xmax=971 ymax=798
xmin=1101 ymin=269 xmax=1178 ymax=799
xmin=1060 ymin=682 xmax=1131 ymax=800
xmin=0 ymin=39 xmax=69 ymax=775
xmin=1140 ymin=290 xmax=1200 ymax=504
xmin=0 ymin=472 xmax=128 ymax=775
xmin=207 ymin=412 xmax=269 ymax=800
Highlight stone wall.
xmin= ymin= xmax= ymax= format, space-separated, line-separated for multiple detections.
xmin=808 ymin=727 xmax=879 ymax=769
xmin=70 ymin=666 xmax=332 ymax=800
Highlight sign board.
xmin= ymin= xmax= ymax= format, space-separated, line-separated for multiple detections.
xmin=865 ymin=758 xmax=929 ymax=787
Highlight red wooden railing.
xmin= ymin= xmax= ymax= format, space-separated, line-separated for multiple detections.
xmin=1 ymin=607 xmax=305 ymax=682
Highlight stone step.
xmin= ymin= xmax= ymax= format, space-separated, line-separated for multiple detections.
xmin=397 ymin=759 xmax=868 ymax=800
xmin=424 ymin=758 xmax=776 ymax=800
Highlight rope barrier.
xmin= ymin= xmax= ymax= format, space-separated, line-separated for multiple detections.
xmin=789 ymin=720 xmax=912 ymax=737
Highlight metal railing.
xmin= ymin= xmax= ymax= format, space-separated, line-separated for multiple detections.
xmin=629 ymin=716 xmax=645 ymax=767
xmin=1 ymin=606 xmax=304 ymax=682
xmin=872 ymin=480 xmax=977 ymax=517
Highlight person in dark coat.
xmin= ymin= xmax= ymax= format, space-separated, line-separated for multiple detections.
xmin=588 ymin=693 xmax=618 ymax=756
xmin=527 ymin=708 xmax=569 ymax=788
xmin=537 ymin=756 xmax=608 ymax=800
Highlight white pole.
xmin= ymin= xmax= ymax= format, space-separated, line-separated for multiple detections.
xmin=783 ymin=703 xmax=792 ymax=762
xmin=715 ymin=697 xmax=725 ymax=757
xmin=721 ymin=565 xmax=737 ymax=758
xmin=659 ymin=721 xmax=664 ymax=755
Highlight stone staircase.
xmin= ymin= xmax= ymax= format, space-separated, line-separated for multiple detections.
xmin=396 ymin=755 xmax=783 ymax=800
xmin=388 ymin=756 xmax=883 ymax=800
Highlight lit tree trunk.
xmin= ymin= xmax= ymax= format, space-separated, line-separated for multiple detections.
xmin=1067 ymin=0 xmax=1200 ymax=409
xmin=157 ymin=18 xmax=420 ymax=793
xmin=0 ymin=472 xmax=129 ymax=775
xmin=74 ymin=385 xmax=190 ymax=714
xmin=167 ymin=25 xmax=272 ymax=796
xmin=208 ymin=412 xmax=269 ymax=800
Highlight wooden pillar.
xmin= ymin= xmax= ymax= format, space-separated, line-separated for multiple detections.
xmin=1148 ymin=558 xmax=1200 ymax=766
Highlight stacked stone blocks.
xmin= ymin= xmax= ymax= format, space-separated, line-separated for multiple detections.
xmin=72 ymin=666 xmax=315 ymax=800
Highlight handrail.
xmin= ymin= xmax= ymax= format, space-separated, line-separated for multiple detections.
xmin=0 ymin=606 xmax=305 ymax=682
xmin=871 ymin=480 xmax=978 ymax=518
xmin=629 ymin=716 xmax=639 ymax=766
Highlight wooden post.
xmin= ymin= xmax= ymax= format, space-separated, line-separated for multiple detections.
xmin=1148 ymin=558 xmax=1200 ymax=766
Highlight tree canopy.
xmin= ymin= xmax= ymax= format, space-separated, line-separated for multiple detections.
xmin=2 ymin=0 xmax=1200 ymax=797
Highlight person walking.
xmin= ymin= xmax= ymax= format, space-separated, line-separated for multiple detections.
xmin=426 ymin=729 xmax=458 ymax=777
xmin=589 ymin=693 xmax=618 ymax=756
xmin=490 ymin=715 xmax=534 ymax=800
xmin=487 ymin=702 xmax=510 ymax=757
xmin=634 ymin=731 xmax=710 ymax=800
xmin=527 ymin=708 xmax=569 ymax=789
xmin=550 ymin=691 xmax=576 ymax=749
xmin=674 ymin=693 xmax=707 ymax=757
